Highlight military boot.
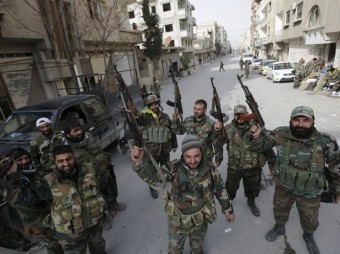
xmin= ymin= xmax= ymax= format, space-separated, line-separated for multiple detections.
xmin=265 ymin=224 xmax=285 ymax=242
xmin=303 ymin=232 xmax=320 ymax=254
xmin=149 ymin=186 xmax=158 ymax=199
xmin=247 ymin=198 xmax=260 ymax=217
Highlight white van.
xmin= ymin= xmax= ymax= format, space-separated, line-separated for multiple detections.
xmin=242 ymin=52 xmax=253 ymax=64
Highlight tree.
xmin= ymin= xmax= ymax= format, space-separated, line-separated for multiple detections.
xmin=142 ymin=0 xmax=163 ymax=76
xmin=215 ymin=42 xmax=222 ymax=57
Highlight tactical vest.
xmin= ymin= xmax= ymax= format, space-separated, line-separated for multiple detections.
xmin=273 ymin=130 xmax=325 ymax=196
xmin=44 ymin=163 xmax=106 ymax=235
xmin=142 ymin=125 xmax=171 ymax=143
xmin=225 ymin=124 xmax=260 ymax=169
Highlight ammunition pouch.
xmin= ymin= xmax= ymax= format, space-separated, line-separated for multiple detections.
xmin=163 ymin=191 xmax=216 ymax=231
xmin=142 ymin=126 xmax=171 ymax=143
xmin=274 ymin=164 xmax=324 ymax=192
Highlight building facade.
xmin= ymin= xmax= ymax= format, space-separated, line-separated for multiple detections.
xmin=251 ymin=0 xmax=340 ymax=65
xmin=0 ymin=0 xmax=142 ymax=121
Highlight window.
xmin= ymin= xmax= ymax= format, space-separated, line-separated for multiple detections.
xmin=268 ymin=2 xmax=272 ymax=11
xmin=165 ymin=24 xmax=173 ymax=32
xmin=267 ymin=26 xmax=271 ymax=35
xmin=169 ymin=40 xmax=175 ymax=47
xmin=151 ymin=6 xmax=156 ymax=14
xmin=285 ymin=10 xmax=290 ymax=24
xmin=308 ymin=5 xmax=320 ymax=27
xmin=83 ymin=98 xmax=109 ymax=122
xmin=163 ymin=3 xmax=171 ymax=12
xmin=296 ymin=2 xmax=303 ymax=19
xmin=128 ymin=11 xmax=135 ymax=19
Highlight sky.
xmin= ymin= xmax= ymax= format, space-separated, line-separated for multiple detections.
xmin=191 ymin=0 xmax=252 ymax=48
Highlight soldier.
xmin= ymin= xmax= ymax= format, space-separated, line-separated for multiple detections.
xmin=6 ymin=147 xmax=63 ymax=254
xmin=305 ymin=57 xmax=318 ymax=76
xmin=30 ymin=117 xmax=65 ymax=177
xmin=1 ymin=146 xmax=107 ymax=253
xmin=151 ymin=77 xmax=161 ymax=101
xmin=244 ymin=60 xmax=250 ymax=78
xmin=239 ymin=57 xmax=244 ymax=70
xmin=260 ymin=106 xmax=340 ymax=254
xmin=172 ymin=99 xmax=221 ymax=165
xmin=136 ymin=94 xmax=178 ymax=198
xmin=130 ymin=134 xmax=235 ymax=254
xmin=293 ymin=58 xmax=306 ymax=89
xmin=63 ymin=121 xmax=125 ymax=224
xmin=214 ymin=105 xmax=272 ymax=217
xmin=219 ymin=61 xmax=225 ymax=72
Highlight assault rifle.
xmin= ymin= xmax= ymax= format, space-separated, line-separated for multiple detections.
xmin=236 ymin=75 xmax=265 ymax=128
xmin=237 ymin=74 xmax=270 ymax=188
xmin=166 ymin=72 xmax=183 ymax=123
xmin=210 ymin=77 xmax=227 ymax=123
xmin=113 ymin=65 xmax=166 ymax=189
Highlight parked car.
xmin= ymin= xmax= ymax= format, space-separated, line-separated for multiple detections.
xmin=242 ymin=52 xmax=253 ymax=64
xmin=0 ymin=90 xmax=144 ymax=155
xmin=258 ymin=60 xmax=277 ymax=75
xmin=266 ymin=61 xmax=295 ymax=83
xmin=252 ymin=58 xmax=263 ymax=69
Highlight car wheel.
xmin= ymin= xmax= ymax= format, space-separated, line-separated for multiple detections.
xmin=272 ymin=78 xmax=275 ymax=83
xmin=266 ymin=75 xmax=269 ymax=79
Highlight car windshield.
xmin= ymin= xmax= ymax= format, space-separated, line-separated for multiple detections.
xmin=0 ymin=112 xmax=53 ymax=141
xmin=254 ymin=59 xmax=262 ymax=63
xmin=264 ymin=61 xmax=275 ymax=66
xmin=244 ymin=54 xmax=252 ymax=58
xmin=273 ymin=63 xmax=293 ymax=70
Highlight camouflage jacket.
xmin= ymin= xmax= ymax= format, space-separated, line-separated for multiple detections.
xmin=133 ymin=157 xmax=233 ymax=216
xmin=295 ymin=63 xmax=306 ymax=79
xmin=172 ymin=115 xmax=220 ymax=162
xmin=214 ymin=120 xmax=273 ymax=169
xmin=44 ymin=162 xmax=106 ymax=235
xmin=30 ymin=131 xmax=65 ymax=177
xmin=66 ymin=133 xmax=111 ymax=184
xmin=137 ymin=110 xmax=178 ymax=157
xmin=305 ymin=61 xmax=316 ymax=75
xmin=259 ymin=126 xmax=340 ymax=197
xmin=1 ymin=170 xmax=52 ymax=228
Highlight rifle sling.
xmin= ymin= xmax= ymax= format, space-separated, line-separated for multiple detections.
xmin=144 ymin=147 xmax=167 ymax=190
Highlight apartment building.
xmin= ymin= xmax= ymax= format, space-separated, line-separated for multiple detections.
xmin=252 ymin=0 xmax=340 ymax=66
xmin=127 ymin=0 xmax=195 ymax=82
xmin=0 ymin=0 xmax=142 ymax=121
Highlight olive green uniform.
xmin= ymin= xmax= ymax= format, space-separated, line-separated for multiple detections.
xmin=294 ymin=63 xmax=306 ymax=88
xmin=30 ymin=131 xmax=65 ymax=177
xmin=260 ymin=126 xmax=340 ymax=233
xmin=132 ymin=157 xmax=233 ymax=254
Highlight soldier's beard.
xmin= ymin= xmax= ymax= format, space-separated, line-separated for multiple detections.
xmin=290 ymin=123 xmax=314 ymax=139
xmin=67 ymin=132 xmax=85 ymax=142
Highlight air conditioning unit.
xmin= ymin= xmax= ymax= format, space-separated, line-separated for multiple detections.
xmin=291 ymin=3 xmax=297 ymax=10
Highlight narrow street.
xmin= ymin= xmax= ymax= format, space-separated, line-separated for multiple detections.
xmin=2 ymin=55 xmax=339 ymax=254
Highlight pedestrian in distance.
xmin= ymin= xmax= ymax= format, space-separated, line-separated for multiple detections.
xmin=219 ymin=61 xmax=225 ymax=72
xmin=239 ymin=58 xmax=244 ymax=70
xmin=151 ymin=77 xmax=161 ymax=101
xmin=130 ymin=134 xmax=235 ymax=254
xmin=244 ymin=60 xmax=250 ymax=78
xmin=260 ymin=106 xmax=340 ymax=254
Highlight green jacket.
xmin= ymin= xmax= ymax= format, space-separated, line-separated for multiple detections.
xmin=260 ymin=126 xmax=340 ymax=197
xmin=44 ymin=162 xmax=106 ymax=235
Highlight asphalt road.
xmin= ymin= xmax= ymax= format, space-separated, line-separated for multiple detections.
xmin=2 ymin=55 xmax=340 ymax=254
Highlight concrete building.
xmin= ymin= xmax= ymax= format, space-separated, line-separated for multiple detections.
xmin=252 ymin=0 xmax=340 ymax=66
xmin=0 ymin=0 xmax=142 ymax=121
xmin=127 ymin=0 xmax=196 ymax=84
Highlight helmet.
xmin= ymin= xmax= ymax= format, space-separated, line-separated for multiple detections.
xmin=146 ymin=94 xmax=160 ymax=105
xmin=234 ymin=104 xmax=248 ymax=115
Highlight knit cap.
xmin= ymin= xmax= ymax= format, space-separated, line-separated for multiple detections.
xmin=181 ymin=134 xmax=202 ymax=153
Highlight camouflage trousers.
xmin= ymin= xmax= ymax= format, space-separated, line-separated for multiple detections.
xmin=273 ymin=184 xmax=320 ymax=233
xmin=38 ymin=227 xmax=63 ymax=254
xmin=226 ymin=167 xmax=262 ymax=200
xmin=101 ymin=169 xmax=119 ymax=214
xmin=168 ymin=220 xmax=208 ymax=254
xmin=56 ymin=221 xmax=106 ymax=254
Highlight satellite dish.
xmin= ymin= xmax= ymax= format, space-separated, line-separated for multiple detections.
xmin=164 ymin=36 xmax=171 ymax=47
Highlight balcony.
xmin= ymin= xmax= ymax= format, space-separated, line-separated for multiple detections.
xmin=192 ymin=17 xmax=196 ymax=26
xmin=180 ymin=30 xmax=193 ymax=39
xmin=255 ymin=37 xmax=267 ymax=47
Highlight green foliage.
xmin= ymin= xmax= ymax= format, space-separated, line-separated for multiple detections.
xmin=142 ymin=0 xmax=163 ymax=60
xmin=215 ymin=42 xmax=222 ymax=56
xmin=180 ymin=55 xmax=191 ymax=70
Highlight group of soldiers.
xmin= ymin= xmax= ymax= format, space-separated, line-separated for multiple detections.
xmin=0 ymin=117 xmax=125 ymax=253
xmin=1 ymin=73 xmax=340 ymax=254
xmin=239 ymin=58 xmax=251 ymax=78
xmin=130 ymin=88 xmax=340 ymax=254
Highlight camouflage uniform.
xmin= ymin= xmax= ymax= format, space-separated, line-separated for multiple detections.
xmin=294 ymin=61 xmax=306 ymax=88
xmin=244 ymin=61 xmax=250 ymax=78
xmin=259 ymin=107 xmax=340 ymax=249
xmin=151 ymin=81 xmax=161 ymax=100
xmin=305 ymin=59 xmax=317 ymax=76
xmin=137 ymin=109 xmax=178 ymax=165
xmin=44 ymin=162 xmax=106 ymax=254
xmin=172 ymin=115 xmax=219 ymax=162
xmin=66 ymin=133 xmax=119 ymax=214
xmin=239 ymin=58 xmax=244 ymax=70
xmin=30 ymin=131 xmax=65 ymax=177
xmin=132 ymin=157 xmax=233 ymax=254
